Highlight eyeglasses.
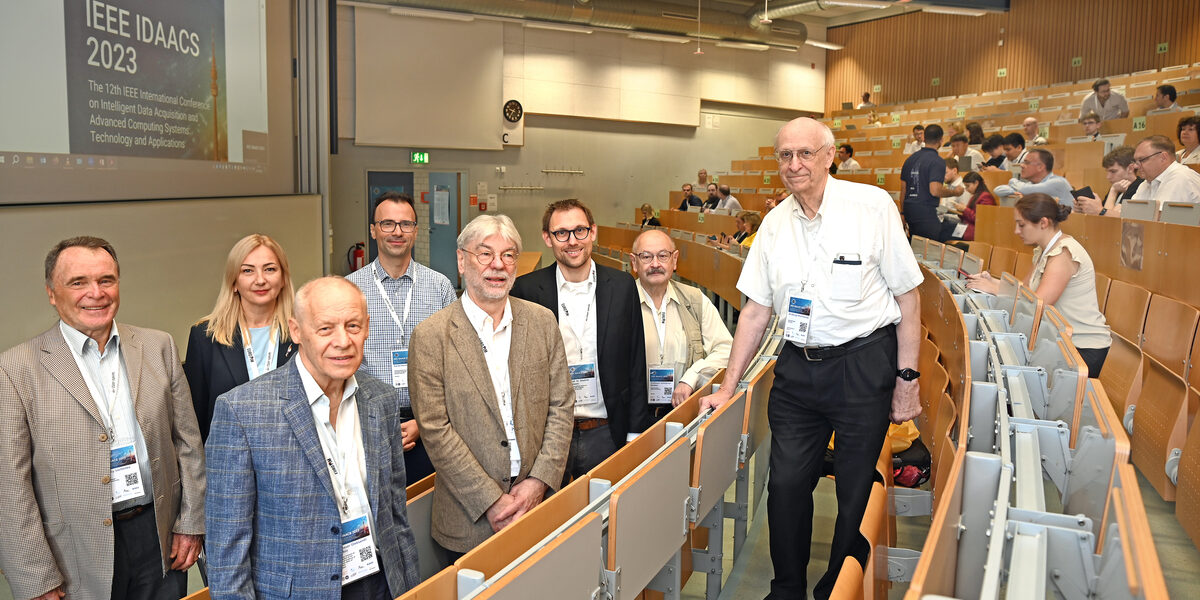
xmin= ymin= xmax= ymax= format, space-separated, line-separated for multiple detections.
xmin=373 ymin=219 xmax=417 ymax=233
xmin=774 ymin=144 xmax=828 ymax=165
xmin=549 ymin=226 xmax=592 ymax=243
xmin=461 ymin=248 xmax=519 ymax=266
xmin=633 ymin=250 xmax=676 ymax=264
xmin=1132 ymin=151 xmax=1165 ymax=166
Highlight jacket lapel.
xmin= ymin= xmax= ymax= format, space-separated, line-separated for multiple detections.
xmin=357 ymin=389 xmax=382 ymax=520
xmin=448 ymin=304 xmax=504 ymax=425
xmin=507 ymin=302 xmax=528 ymax=411
xmin=219 ymin=333 xmax=251 ymax=384
xmin=121 ymin=326 xmax=143 ymax=410
xmin=593 ymin=265 xmax=613 ymax=351
xmin=279 ymin=363 xmax=339 ymax=503
xmin=38 ymin=328 xmax=105 ymax=429
xmin=538 ymin=266 xmax=560 ymax=322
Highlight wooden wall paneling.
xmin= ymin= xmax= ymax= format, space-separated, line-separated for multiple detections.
xmin=825 ymin=0 xmax=1200 ymax=114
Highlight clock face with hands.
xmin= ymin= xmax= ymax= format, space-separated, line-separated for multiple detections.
xmin=504 ymin=99 xmax=523 ymax=123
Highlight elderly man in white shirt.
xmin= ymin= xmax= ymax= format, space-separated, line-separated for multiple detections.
xmin=630 ymin=230 xmax=732 ymax=413
xmin=1131 ymin=135 xmax=1200 ymax=205
xmin=701 ymin=117 xmax=922 ymax=600
xmin=1079 ymin=78 xmax=1130 ymax=121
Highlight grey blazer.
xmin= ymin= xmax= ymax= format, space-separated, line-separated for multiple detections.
xmin=204 ymin=360 xmax=420 ymax=599
xmin=409 ymin=297 xmax=575 ymax=552
xmin=0 ymin=324 xmax=206 ymax=600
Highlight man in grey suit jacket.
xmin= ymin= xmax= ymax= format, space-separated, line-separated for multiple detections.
xmin=410 ymin=215 xmax=574 ymax=558
xmin=206 ymin=277 xmax=419 ymax=599
xmin=0 ymin=236 xmax=205 ymax=600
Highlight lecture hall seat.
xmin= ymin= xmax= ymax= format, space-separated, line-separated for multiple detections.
xmin=1131 ymin=354 xmax=1190 ymax=501
xmin=1103 ymin=280 xmax=1152 ymax=346
xmin=1141 ymin=294 xmax=1200 ymax=378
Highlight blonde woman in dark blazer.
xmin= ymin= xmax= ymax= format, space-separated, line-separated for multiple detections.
xmin=184 ymin=234 xmax=297 ymax=441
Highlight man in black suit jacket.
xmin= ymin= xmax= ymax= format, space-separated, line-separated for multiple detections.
xmin=511 ymin=199 xmax=649 ymax=482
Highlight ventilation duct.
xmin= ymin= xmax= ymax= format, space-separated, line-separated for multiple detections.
xmin=371 ymin=0 xmax=808 ymax=49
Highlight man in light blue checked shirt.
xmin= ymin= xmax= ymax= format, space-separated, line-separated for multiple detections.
xmin=348 ymin=192 xmax=455 ymax=482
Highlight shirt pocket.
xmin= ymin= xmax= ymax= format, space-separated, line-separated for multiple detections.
xmin=830 ymin=257 xmax=864 ymax=301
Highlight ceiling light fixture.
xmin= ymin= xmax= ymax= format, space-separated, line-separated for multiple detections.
xmin=694 ymin=0 xmax=704 ymax=55
xmin=716 ymin=41 xmax=771 ymax=51
xmin=822 ymin=0 xmax=893 ymax=9
xmin=525 ymin=22 xmax=594 ymax=34
xmin=920 ymin=5 xmax=987 ymax=16
xmin=387 ymin=7 xmax=475 ymax=22
xmin=760 ymin=0 xmax=773 ymax=24
xmin=805 ymin=39 xmax=845 ymax=50
xmin=628 ymin=32 xmax=690 ymax=43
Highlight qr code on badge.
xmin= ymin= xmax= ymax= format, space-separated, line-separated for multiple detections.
xmin=796 ymin=321 xmax=808 ymax=333
xmin=358 ymin=546 xmax=373 ymax=562
xmin=124 ymin=473 xmax=139 ymax=486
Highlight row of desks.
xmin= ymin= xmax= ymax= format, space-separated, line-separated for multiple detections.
xmin=595 ymin=224 xmax=745 ymax=311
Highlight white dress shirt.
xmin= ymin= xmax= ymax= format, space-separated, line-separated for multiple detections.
xmin=298 ymin=357 xmax=374 ymax=532
xmin=556 ymin=261 xmax=607 ymax=419
xmin=1132 ymin=160 xmax=1200 ymax=205
xmin=839 ymin=157 xmax=863 ymax=171
xmin=635 ymin=280 xmax=733 ymax=390
xmin=460 ymin=292 xmax=521 ymax=478
xmin=737 ymin=178 xmax=924 ymax=347
xmin=60 ymin=321 xmax=153 ymax=510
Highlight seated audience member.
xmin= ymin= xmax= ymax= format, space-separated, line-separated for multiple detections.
xmin=739 ymin=211 xmax=762 ymax=247
xmin=1149 ymin=84 xmax=1183 ymax=115
xmin=903 ymin=125 xmax=925 ymax=154
xmin=957 ymin=172 xmax=997 ymax=241
xmin=640 ymin=203 xmax=661 ymax=228
xmin=411 ymin=215 xmax=574 ymax=559
xmin=677 ymin=183 xmax=702 ymax=210
xmin=630 ymin=230 xmax=732 ymax=417
xmin=706 ymin=184 xmax=743 ymax=213
xmin=940 ymin=157 xmax=969 ymax=217
xmin=942 ymin=122 xmax=962 ymax=147
xmin=966 ymin=121 xmax=986 ymax=145
xmin=701 ymin=183 xmax=720 ymax=212
xmin=856 ymin=91 xmax=875 ymax=109
xmin=900 ymin=123 xmax=957 ymax=241
xmin=764 ymin=188 xmax=788 ymax=211
xmin=1131 ymin=135 xmax=1200 ymax=204
xmin=1023 ymin=117 xmax=1048 ymax=145
xmin=1176 ymin=115 xmax=1200 ymax=164
xmin=967 ymin=194 xmax=1111 ymax=376
xmin=1080 ymin=112 xmax=1103 ymax=141
xmin=949 ymin=134 xmax=986 ymax=171
xmin=980 ymin=134 xmax=1007 ymax=170
xmin=711 ymin=211 xmax=761 ymax=249
xmin=185 ymin=234 xmax=297 ymax=442
xmin=837 ymin=144 xmax=862 ymax=171
xmin=710 ymin=213 xmax=748 ymax=248
xmin=1079 ymin=78 xmax=1130 ymax=121
xmin=994 ymin=148 xmax=1075 ymax=207
xmin=1075 ymin=146 xmax=1143 ymax=217
xmin=1001 ymin=133 xmax=1028 ymax=170
xmin=206 ymin=276 xmax=420 ymax=599
xmin=696 ymin=168 xmax=709 ymax=190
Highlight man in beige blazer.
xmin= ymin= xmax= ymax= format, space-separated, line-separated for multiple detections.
xmin=410 ymin=215 xmax=574 ymax=559
xmin=0 ymin=237 xmax=205 ymax=600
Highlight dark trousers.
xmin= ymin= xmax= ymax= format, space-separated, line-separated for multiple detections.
xmin=1078 ymin=346 xmax=1110 ymax=379
xmin=404 ymin=431 xmax=436 ymax=484
xmin=766 ymin=329 xmax=897 ymax=600
xmin=903 ymin=204 xmax=955 ymax=242
xmin=112 ymin=505 xmax=188 ymax=600
xmin=342 ymin=567 xmax=391 ymax=600
xmin=562 ymin=423 xmax=618 ymax=485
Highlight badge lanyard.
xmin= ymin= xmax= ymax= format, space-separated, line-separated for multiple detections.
xmin=1035 ymin=230 xmax=1064 ymax=275
xmin=316 ymin=405 xmax=362 ymax=516
xmin=83 ymin=342 xmax=123 ymax=440
xmin=560 ymin=268 xmax=596 ymax=361
xmin=792 ymin=205 xmax=825 ymax=293
xmin=372 ymin=263 xmax=415 ymax=346
xmin=241 ymin=327 xmax=277 ymax=380
xmin=651 ymin=298 xmax=669 ymax=364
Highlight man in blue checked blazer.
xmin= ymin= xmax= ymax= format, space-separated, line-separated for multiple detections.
xmin=205 ymin=277 xmax=419 ymax=600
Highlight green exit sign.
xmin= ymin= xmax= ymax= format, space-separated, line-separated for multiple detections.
xmin=410 ymin=151 xmax=430 ymax=164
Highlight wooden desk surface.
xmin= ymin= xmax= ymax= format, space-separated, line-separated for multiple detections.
xmin=516 ymin=251 xmax=543 ymax=276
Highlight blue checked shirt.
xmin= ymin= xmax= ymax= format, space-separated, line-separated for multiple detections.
xmin=348 ymin=258 xmax=456 ymax=408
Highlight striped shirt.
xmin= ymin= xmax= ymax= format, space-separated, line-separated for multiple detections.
xmin=348 ymin=258 xmax=455 ymax=408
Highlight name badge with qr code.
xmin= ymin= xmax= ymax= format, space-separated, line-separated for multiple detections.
xmin=648 ymin=366 xmax=675 ymax=405
xmin=569 ymin=363 xmax=601 ymax=406
xmin=340 ymin=514 xmax=381 ymax=585
xmin=784 ymin=293 xmax=814 ymax=345
xmin=110 ymin=444 xmax=145 ymax=504
xmin=391 ymin=349 xmax=409 ymax=389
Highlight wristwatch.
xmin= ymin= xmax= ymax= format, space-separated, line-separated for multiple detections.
xmin=897 ymin=368 xmax=921 ymax=381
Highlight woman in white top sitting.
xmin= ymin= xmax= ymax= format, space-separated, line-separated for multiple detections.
xmin=1176 ymin=115 xmax=1200 ymax=165
xmin=964 ymin=193 xmax=1112 ymax=376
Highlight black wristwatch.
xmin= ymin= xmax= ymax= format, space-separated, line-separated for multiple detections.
xmin=897 ymin=368 xmax=921 ymax=381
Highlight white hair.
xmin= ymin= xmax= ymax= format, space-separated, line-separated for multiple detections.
xmin=457 ymin=214 xmax=522 ymax=253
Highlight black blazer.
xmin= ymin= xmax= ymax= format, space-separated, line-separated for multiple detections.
xmin=510 ymin=263 xmax=650 ymax=447
xmin=183 ymin=322 xmax=297 ymax=442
